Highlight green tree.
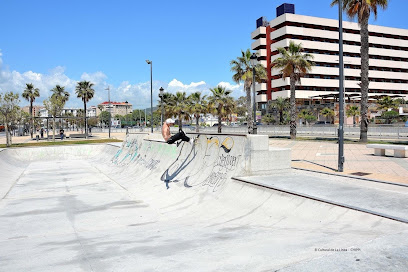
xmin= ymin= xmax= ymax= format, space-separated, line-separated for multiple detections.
xmin=208 ymin=85 xmax=236 ymax=133
xmin=236 ymin=96 xmax=247 ymax=117
xmin=75 ymin=81 xmax=95 ymax=138
xmin=298 ymin=109 xmax=317 ymax=126
xmin=261 ymin=114 xmax=276 ymax=125
xmin=331 ymin=0 xmax=388 ymax=142
xmin=377 ymin=96 xmax=398 ymax=111
xmin=272 ymin=41 xmax=314 ymax=139
xmin=320 ymin=107 xmax=335 ymax=124
xmin=0 ymin=92 xmax=20 ymax=146
xmin=381 ymin=110 xmax=399 ymax=124
xmin=51 ymin=85 xmax=70 ymax=103
xmin=230 ymin=49 xmax=266 ymax=134
xmin=166 ymin=92 xmax=190 ymax=130
xmin=346 ymin=105 xmax=360 ymax=126
xmin=100 ymin=111 xmax=111 ymax=126
xmin=43 ymin=95 xmax=65 ymax=141
xmin=50 ymin=85 xmax=69 ymax=130
xmin=270 ymin=97 xmax=290 ymax=124
xmin=158 ymin=92 xmax=174 ymax=120
xmin=22 ymin=83 xmax=40 ymax=138
xmin=188 ymin=92 xmax=207 ymax=132
xmin=131 ymin=109 xmax=144 ymax=126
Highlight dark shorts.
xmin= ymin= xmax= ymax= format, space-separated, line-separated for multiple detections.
xmin=167 ymin=131 xmax=190 ymax=144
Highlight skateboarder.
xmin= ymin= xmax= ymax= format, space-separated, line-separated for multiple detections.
xmin=162 ymin=118 xmax=190 ymax=145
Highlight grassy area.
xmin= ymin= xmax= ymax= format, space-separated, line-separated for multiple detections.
xmin=0 ymin=139 xmax=123 ymax=148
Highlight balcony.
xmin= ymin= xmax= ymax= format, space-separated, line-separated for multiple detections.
xmin=251 ymin=38 xmax=266 ymax=50
xmin=256 ymin=94 xmax=268 ymax=103
xmin=251 ymin=27 xmax=266 ymax=39
xmin=255 ymin=83 xmax=267 ymax=92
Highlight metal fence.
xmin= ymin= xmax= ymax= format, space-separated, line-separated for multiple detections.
xmin=90 ymin=125 xmax=408 ymax=140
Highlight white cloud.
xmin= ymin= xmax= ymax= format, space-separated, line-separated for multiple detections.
xmin=167 ymin=79 xmax=208 ymax=95
xmin=216 ymin=81 xmax=244 ymax=98
xmin=0 ymin=51 xmax=244 ymax=110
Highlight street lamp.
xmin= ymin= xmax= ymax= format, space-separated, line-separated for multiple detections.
xmin=159 ymin=87 xmax=164 ymax=126
xmin=338 ymin=0 xmax=345 ymax=172
xmin=146 ymin=59 xmax=153 ymax=133
xmin=125 ymin=100 xmax=128 ymax=127
xmin=250 ymin=52 xmax=258 ymax=134
xmin=105 ymin=86 xmax=111 ymax=138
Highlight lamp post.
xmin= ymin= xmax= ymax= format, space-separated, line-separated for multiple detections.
xmin=146 ymin=60 xmax=153 ymax=133
xmin=250 ymin=53 xmax=258 ymax=134
xmin=105 ymin=86 xmax=111 ymax=138
xmin=338 ymin=0 xmax=345 ymax=172
xmin=125 ymin=100 xmax=128 ymax=127
xmin=159 ymin=87 xmax=164 ymax=126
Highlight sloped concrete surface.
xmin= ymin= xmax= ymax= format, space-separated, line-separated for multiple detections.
xmin=0 ymin=133 xmax=407 ymax=271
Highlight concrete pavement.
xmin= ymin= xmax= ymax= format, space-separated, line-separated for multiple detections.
xmin=0 ymin=133 xmax=407 ymax=271
xmin=269 ymin=138 xmax=408 ymax=184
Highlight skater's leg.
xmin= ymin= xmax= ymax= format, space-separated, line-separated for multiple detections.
xmin=167 ymin=131 xmax=184 ymax=144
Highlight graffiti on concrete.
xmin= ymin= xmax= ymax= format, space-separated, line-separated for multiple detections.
xmin=161 ymin=135 xmax=241 ymax=191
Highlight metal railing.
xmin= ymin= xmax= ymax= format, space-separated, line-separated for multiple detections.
xmin=79 ymin=124 xmax=408 ymax=140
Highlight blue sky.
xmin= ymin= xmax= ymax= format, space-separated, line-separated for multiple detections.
xmin=0 ymin=0 xmax=407 ymax=109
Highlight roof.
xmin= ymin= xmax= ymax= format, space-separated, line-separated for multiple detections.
xmin=99 ymin=101 xmax=131 ymax=105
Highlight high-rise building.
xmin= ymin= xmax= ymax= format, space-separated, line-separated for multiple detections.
xmin=252 ymin=3 xmax=408 ymax=112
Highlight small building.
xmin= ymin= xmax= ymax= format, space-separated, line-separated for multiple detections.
xmin=97 ymin=102 xmax=133 ymax=117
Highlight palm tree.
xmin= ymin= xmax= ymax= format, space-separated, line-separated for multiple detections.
xmin=22 ymin=83 xmax=40 ymax=138
xmin=158 ymin=92 xmax=174 ymax=120
xmin=75 ymin=81 xmax=95 ymax=139
xmin=208 ymin=85 xmax=236 ymax=133
xmin=272 ymin=41 xmax=314 ymax=139
xmin=346 ymin=105 xmax=360 ymax=126
xmin=230 ymin=49 xmax=266 ymax=134
xmin=51 ymin=85 xmax=69 ymax=130
xmin=167 ymin=92 xmax=190 ymax=130
xmin=331 ymin=0 xmax=388 ymax=142
xmin=377 ymin=96 xmax=399 ymax=124
xmin=51 ymin=85 xmax=70 ymax=103
xmin=298 ymin=109 xmax=316 ymax=126
xmin=270 ymin=97 xmax=289 ymax=124
xmin=377 ymin=96 xmax=398 ymax=111
xmin=188 ymin=92 xmax=207 ymax=132
xmin=320 ymin=107 xmax=335 ymax=124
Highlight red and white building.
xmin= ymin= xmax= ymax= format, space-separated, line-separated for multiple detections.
xmin=251 ymin=3 xmax=408 ymax=111
xmin=97 ymin=102 xmax=133 ymax=117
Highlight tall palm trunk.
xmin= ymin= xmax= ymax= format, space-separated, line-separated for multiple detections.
xmin=246 ymin=83 xmax=253 ymax=134
xmin=359 ymin=15 xmax=369 ymax=143
xmin=195 ymin=115 xmax=200 ymax=133
xmin=218 ymin=105 xmax=222 ymax=133
xmin=29 ymin=101 xmax=33 ymax=138
xmin=84 ymin=100 xmax=88 ymax=139
xmin=279 ymin=110 xmax=283 ymax=124
xmin=5 ymin=121 xmax=10 ymax=147
xmin=290 ymin=74 xmax=297 ymax=139
xmin=178 ymin=115 xmax=183 ymax=131
xmin=52 ymin=117 xmax=56 ymax=141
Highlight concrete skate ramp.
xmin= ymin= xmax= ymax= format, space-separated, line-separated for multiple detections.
xmin=0 ymin=133 xmax=407 ymax=271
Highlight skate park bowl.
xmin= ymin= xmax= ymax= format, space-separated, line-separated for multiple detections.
xmin=0 ymin=132 xmax=407 ymax=271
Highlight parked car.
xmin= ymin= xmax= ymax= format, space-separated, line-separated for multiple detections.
xmin=405 ymin=120 xmax=408 ymax=127
xmin=313 ymin=121 xmax=331 ymax=126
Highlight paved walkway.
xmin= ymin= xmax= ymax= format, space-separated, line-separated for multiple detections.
xmin=270 ymin=139 xmax=408 ymax=184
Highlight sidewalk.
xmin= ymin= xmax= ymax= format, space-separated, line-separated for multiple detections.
xmin=0 ymin=132 xmax=127 ymax=145
xmin=270 ymin=138 xmax=408 ymax=184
